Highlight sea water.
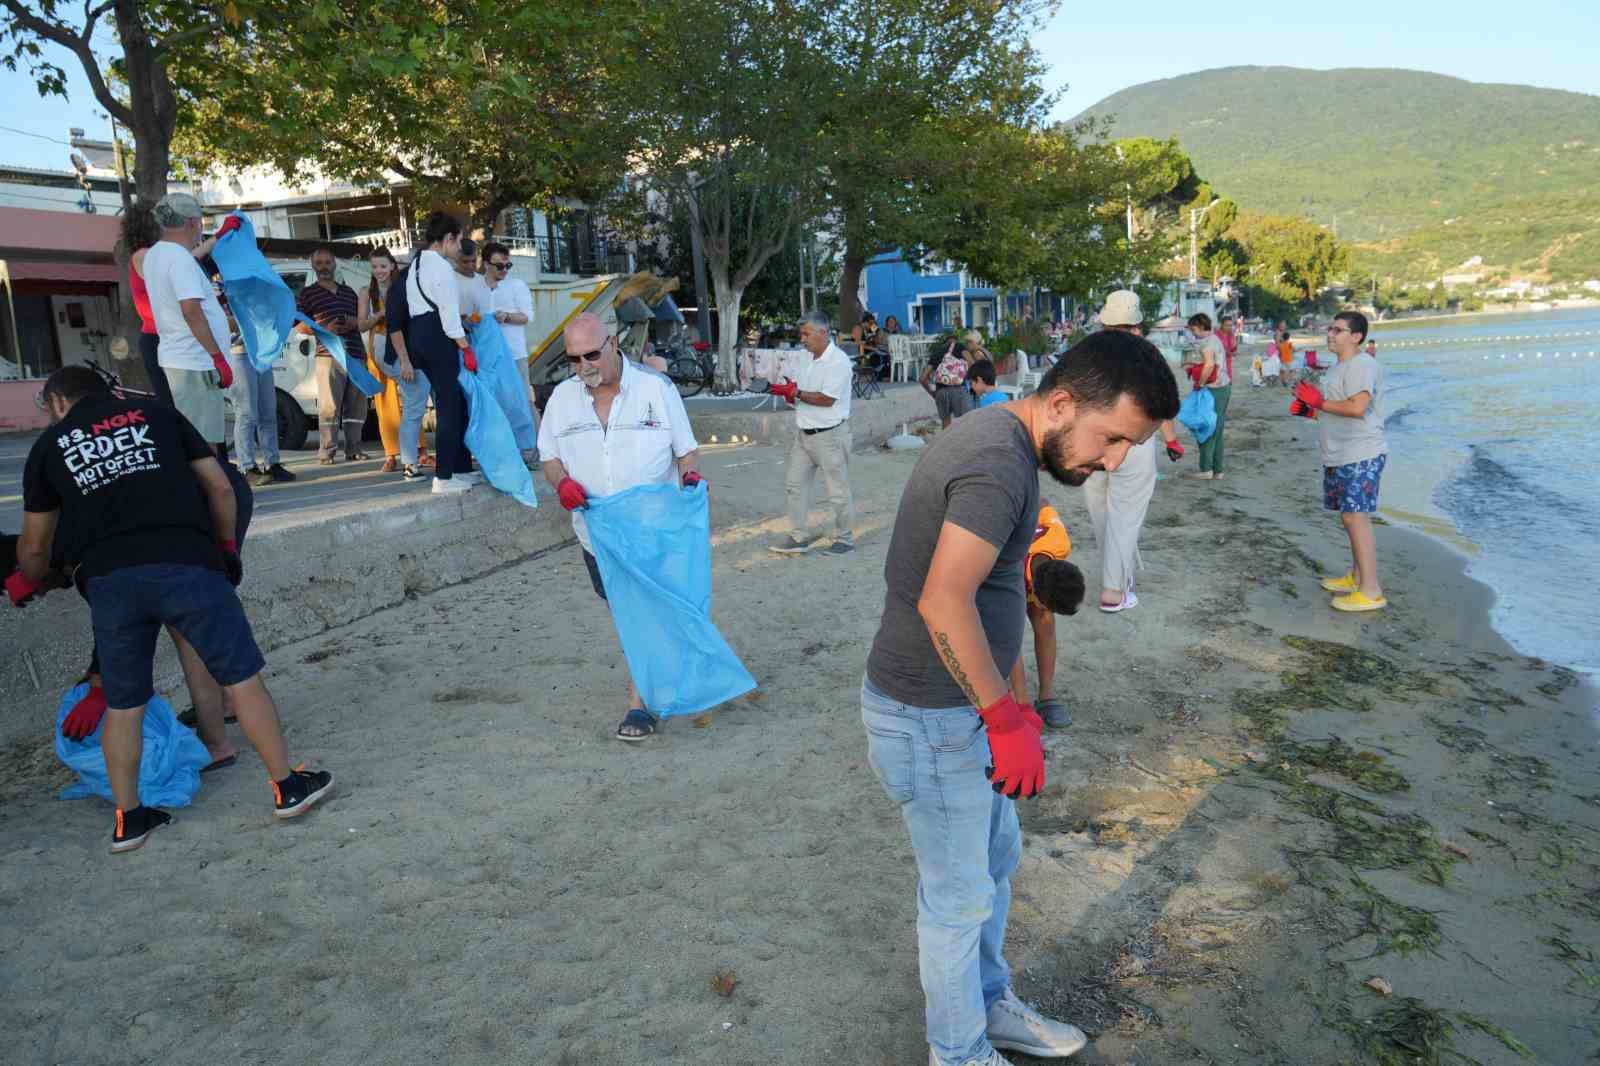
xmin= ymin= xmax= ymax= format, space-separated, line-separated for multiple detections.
xmin=1368 ymin=307 xmax=1600 ymax=678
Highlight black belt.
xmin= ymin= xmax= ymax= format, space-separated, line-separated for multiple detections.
xmin=801 ymin=423 xmax=842 ymax=436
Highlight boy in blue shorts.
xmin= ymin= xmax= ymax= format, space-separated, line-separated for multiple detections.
xmin=1291 ymin=310 xmax=1388 ymax=612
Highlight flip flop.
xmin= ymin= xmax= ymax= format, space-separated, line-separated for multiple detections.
xmin=615 ymin=707 xmax=659 ymax=742
xmin=1099 ymin=589 xmax=1139 ymax=613
xmin=1036 ymin=697 xmax=1072 ymax=729
xmin=201 ymin=754 xmax=237 ymax=774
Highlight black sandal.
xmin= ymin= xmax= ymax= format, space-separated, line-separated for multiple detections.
xmin=615 ymin=707 xmax=658 ymax=742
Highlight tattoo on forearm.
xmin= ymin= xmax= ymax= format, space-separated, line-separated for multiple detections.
xmin=934 ymin=631 xmax=981 ymax=706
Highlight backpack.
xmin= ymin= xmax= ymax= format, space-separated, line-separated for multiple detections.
xmin=933 ymin=343 xmax=968 ymax=386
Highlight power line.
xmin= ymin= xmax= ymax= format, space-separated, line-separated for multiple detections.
xmin=0 ymin=124 xmax=72 ymax=146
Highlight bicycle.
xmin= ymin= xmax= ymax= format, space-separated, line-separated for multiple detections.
xmin=663 ymin=338 xmax=715 ymax=399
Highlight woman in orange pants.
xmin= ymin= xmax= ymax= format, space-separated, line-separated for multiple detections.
xmin=358 ymin=248 xmax=429 ymax=472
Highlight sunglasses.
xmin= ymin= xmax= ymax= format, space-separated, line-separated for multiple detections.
xmin=490 ymin=261 xmax=511 ymax=270
xmin=566 ymin=337 xmax=612 ymax=364
xmin=1326 ymin=326 xmax=1351 ymax=334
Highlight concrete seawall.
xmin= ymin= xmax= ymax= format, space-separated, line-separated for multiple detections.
xmin=0 ymin=384 xmax=935 ymax=745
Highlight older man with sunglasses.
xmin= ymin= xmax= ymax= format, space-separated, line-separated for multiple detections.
xmin=538 ymin=312 xmax=702 ymax=741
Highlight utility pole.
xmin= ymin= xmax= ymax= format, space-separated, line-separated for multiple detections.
xmin=1190 ymin=199 xmax=1218 ymax=283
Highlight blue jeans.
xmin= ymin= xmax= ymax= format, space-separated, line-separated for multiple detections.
xmin=228 ymin=354 xmax=280 ymax=468
xmin=861 ymin=678 xmax=1020 ymax=1065
xmin=397 ymin=364 xmax=432 ymax=466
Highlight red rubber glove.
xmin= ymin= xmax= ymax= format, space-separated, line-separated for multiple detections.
xmin=218 ymin=538 xmax=242 ymax=587
xmin=462 ymin=345 xmax=478 ymax=373
xmin=1294 ymin=381 xmax=1325 ymax=411
xmin=682 ymin=471 xmax=707 ymax=490
xmin=556 ymin=476 xmax=588 ymax=511
xmin=1019 ymin=702 xmax=1043 ymax=736
xmin=5 ymin=568 xmax=44 ymax=607
xmin=209 ymin=351 xmax=233 ymax=389
xmin=61 ymin=685 xmax=108 ymax=741
xmin=1164 ymin=438 xmax=1185 ymax=462
xmin=978 ymin=693 xmax=1045 ymax=799
xmin=215 ymin=214 xmax=243 ymax=239
xmin=1289 ymin=398 xmax=1317 ymax=419
xmin=770 ymin=378 xmax=799 ymax=404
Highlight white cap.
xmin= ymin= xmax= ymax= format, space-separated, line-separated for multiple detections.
xmin=1100 ymin=290 xmax=1142 ymax=326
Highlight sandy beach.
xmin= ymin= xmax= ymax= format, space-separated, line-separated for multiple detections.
xmin=2 ymin=381 xmax=1596 ymax=1065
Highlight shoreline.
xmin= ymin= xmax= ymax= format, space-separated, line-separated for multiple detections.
xmin=2 ymin=384 xmax=1596 ymax=1064
xmin=1370 ymin=300 xmax=1600 ymax=329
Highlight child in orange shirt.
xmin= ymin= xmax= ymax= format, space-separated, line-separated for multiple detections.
xmin=1010 ymin=501 xmax=1084 ymax=728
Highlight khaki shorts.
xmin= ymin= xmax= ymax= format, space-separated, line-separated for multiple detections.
xmin=167 ymin=366 xmax=225 ymax=444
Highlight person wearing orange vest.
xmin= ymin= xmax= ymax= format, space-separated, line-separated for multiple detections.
xmin=1007 ymin=501 xmax=1084 ymax=728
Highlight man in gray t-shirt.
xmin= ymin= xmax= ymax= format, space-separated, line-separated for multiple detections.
xmin=1294 ymin=310 xmax=1390 ymax=613
xmin=860 ymin=330 xmax=1179 ymax=1066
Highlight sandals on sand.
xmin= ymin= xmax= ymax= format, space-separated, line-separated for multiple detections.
xmin=1036 ymin=697 xmax=1072 ymax=729
xmin=615 ymin=707 xmax=659 ymax=742
xmin=1100 ymin=588 xmax=1139 ymax=613
xmin=1332 ymin=590 xmax=1387 ymax=613
xmin=201 ymin=754 xmax=237 ymax=774
xmin=1320 ymin=571 xmax=1358 ymax=593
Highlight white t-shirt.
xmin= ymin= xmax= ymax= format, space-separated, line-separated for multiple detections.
xmin=454 ymin=271 xmax=494 ymax=324
xmin=407 ymin=250 xmax=464 ymax=340
xmin=489 ymin=276 xmax=534 ymax=359
xmin=795 ymin=342 xmax=852 ymax=430
xmin=143 ymin=240 xmax=230 ymax=371
xmin=537 ymin=359 xmax=700 ymax=550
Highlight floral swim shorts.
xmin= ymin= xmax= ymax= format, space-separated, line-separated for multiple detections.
xmin=1323 ymin=454 xmax=1387 ymax=513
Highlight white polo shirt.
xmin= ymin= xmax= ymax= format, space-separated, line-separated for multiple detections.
xmin=537 ymin=359 xmax=700 ymax=550
xmin=489 ymin=275 xmax=534 ymax=359
xmin=795 ymin=342 xmax=852 ymax=430
xmin=143 ymin=240 xmax=230 ymax=371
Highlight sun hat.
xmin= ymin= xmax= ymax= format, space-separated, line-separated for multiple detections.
xmin=1100 ymin=290 xmax=1143 ymax=327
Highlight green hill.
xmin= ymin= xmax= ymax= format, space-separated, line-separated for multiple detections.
xmin=1074 ymin=67 xmax=1600 ymax=282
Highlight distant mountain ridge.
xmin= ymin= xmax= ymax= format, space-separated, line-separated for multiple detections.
xmin=1074 ymin=67 xmax=1600 ymax=281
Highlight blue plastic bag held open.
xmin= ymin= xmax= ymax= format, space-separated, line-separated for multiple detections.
xmin=584 ymin=482 xmax=756 ymax=717
xmin=210 ymin=213 xmax=381 ymax=396
xmin=54 ymin=683 xmax=210 ymax=806
xmin=459 ymin=359 xmax=539 ymax=509
xmin=1178 ymin=387 xmax=1217 ymax=444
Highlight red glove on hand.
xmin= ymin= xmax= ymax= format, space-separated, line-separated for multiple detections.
xmin=61 ymin=685 xmax=108 ymax=741
xmin=1294 ymin=381 xmax=1325 ymax=411
xmin=1019 ymin=702 xmax=1044 ymax=736
xmin=216 ymin=214 xmax=243 ymax=239
xmin=682 ymin=471 xmax=707 ymax=490
xmin=1289 ymin=398 xmax=1318 ymax=420
xmin=1164 ymin=438 xmax=1185 ymax=462
xmin=218 ymin=538 xmax=242 ymax=587
xmin=462 ymin=346 xmax=478 ymax=373
xmin=978 ymin=693 xmax=1045 ymax=799
xmin=209 ymin=351 xmax=233 ymax=389
xmin=556 ymin=476 xmax=588 ymax=511
xmin=5 ymin=568 xmax=44 ymax=607
xmin=770 ymin=378 xmax=799 ymax=404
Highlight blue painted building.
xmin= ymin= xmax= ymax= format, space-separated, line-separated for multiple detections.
xmin=861 ymin=252 xmax=997 ymax=335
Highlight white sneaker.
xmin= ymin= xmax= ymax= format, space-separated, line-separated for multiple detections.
xmin=457 ymin=471 xmax=484 ymax=486
xmin=431 ymin=477 xmax=470 ymax=495
xmin=986 ymin=988 xmax=1087 ymax=1058
xmin=928 ymin=1049 xmax=1014 ymax=1066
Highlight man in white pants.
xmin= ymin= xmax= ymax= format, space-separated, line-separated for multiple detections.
xmin=1082 ymin=291 xmax=1184 ymax=612
xmin=769 ymin=310 xmax=855 ymax=556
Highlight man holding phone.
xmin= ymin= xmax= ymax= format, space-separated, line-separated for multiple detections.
xmin=295 ymin=247 xmax=370 ymax=463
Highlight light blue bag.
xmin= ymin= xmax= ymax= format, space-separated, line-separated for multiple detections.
xmin=211 ymin=212 xmax=381 ymax=396
xmin=1178 ymin=387 xmax=1217 ymax=444
xmin=585 ymin=482 xmax=757 ymax=717
xmin=54 ymin=684 xmax=210 ymax=807
xmin=459 ymin=363 xmax=538 ymax=509
xmin=468 ymin=318 xmax=537 ymax=451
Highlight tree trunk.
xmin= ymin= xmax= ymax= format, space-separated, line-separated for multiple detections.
xmin=711 ymin=274 xmax=743 ymax=395
xmin=837 ymin=248 xmax=867 ymax=332
xmin=113 ymin=0 xmax=177 ymax=203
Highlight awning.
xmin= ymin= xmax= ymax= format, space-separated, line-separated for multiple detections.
xmin=2 ymin=259 xmax=121 ymax=284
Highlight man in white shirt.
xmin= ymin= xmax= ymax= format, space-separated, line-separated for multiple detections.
xmin=481 ymin=241 xmax=540 ymax=465
xmin=769 ymin=309 xmax=855 ymax=556
xmin=538 ymin=312 xmax=702 ymax=741
xmin=143 ymin=193 xmax=235 ymax=450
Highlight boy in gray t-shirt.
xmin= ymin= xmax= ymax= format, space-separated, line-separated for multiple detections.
xmin=1293 ymin=311 xmax=1389 ymax=612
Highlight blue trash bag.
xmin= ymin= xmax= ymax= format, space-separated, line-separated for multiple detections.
xmin=585 ymin=482 xmax=757 ymax=718
xmin=53 ymin=683 xmax=210 ymax=806
xmin=210 ymin=212 xmax=381 ymax=397
xmin=468 ymin=318 xmax=537 ymax=451
xmin=1178 ymin=387 xmax=1217 ymax=444
xmin=459 ymin=363 xmax=538 ymax=509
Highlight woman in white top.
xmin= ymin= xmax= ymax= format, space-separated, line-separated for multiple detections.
xmin=1184 ymin=312 xmax=1231 ymax=480
xmin=406 ymin=211 xmax=479 ymax=494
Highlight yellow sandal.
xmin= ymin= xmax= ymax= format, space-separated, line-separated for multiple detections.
xmin=1332 ymin=590 xmax=1387 ymax=612
xmin=1320 ymin=572 xmax=1358 ymax=593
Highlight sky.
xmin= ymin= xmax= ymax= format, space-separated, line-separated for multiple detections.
xmin=1 ymin=0 xmax=1598 ymax=174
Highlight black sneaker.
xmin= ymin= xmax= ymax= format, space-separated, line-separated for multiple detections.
xmin=402 ymin=464 xmax=424 ymax=480
xmin=266 ymin=462 xmax=297 ymax=482
xmin=247 ymin=467 xmax=277 ymax=487
xmin=769 ymin=534 xmax=818 ymax=555
xmin=272 ymin=765 xmax=334 ymax=819
xmin=112 ymin=806 xmax=171 ymax=853
xmin=822 ymin=540 xmax=855 ymax=555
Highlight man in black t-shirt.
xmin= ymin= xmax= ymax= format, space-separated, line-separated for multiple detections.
xmin=861 ymin=331 xmax=1178 ymax=1066
xmin=13 ymin=367 xmax=334 ymax=853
